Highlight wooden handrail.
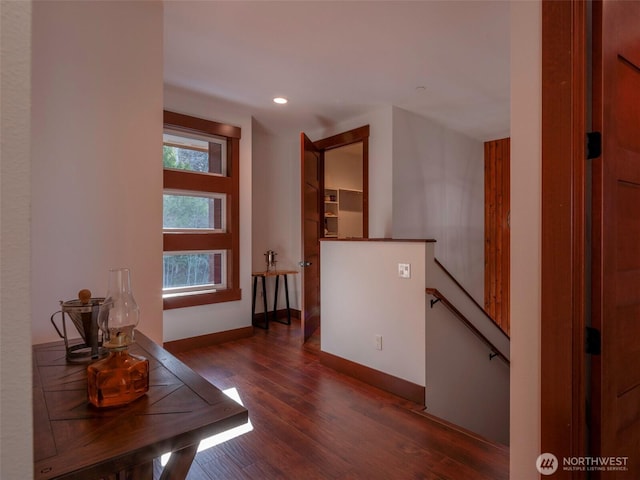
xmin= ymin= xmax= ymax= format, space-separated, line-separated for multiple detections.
xmin=434 ymin=258 xmax=510 ymax=340
xmin=426 ymin=287 xmax=510 ymax=365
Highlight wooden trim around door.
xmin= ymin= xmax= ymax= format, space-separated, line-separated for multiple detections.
xmin=314 ymin=125 xmax=370 ymax=238
xmin=541 ymin=0 xmax=587 ymax=471
xmin=313 ymin=125 xmax=370 ymax=151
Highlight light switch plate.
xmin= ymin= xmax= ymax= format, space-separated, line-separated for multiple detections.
xmin=398 ymin=263 xmax=411 ymax=279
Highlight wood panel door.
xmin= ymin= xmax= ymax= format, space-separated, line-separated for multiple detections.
xmin=591 ymin=0 xmax=640 ymax=475
xmin=299 ymin=126 xmax=369 ymax=344
xmin=301 ymin=133 xmax=322 ymax=342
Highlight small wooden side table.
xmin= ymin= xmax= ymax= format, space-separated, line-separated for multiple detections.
xmin=251 ymin=270 xmax=298 ymax=329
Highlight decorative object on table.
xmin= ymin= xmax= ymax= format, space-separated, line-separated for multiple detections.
xmin=50 ymin=289 xmax=107 ymax=362
xmin=87 ymin=268 xmax=149 ymax=408
xmin=264 ymin=250 xmax=278 ymax=271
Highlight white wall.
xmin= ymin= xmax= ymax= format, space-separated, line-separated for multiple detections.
xmin=321 ymin=240 xmax=427 ymax=386
xmin=510 ymin=1 xmax=541 ymax=478
xmin=392 ymin=106 xmax=485 ymax=304
xmin=325 ymin=144 xmax=363 ymax=191
xmin=426 ymin=299 xmax=510 ymax=445
xmin=31 ymin=1 xmax=164 ymax=345
xmin=163 ymin=85 xmax=253 ymax=341
xmin=251 ymin=122 xmax=301 ymax=312
xmin=1 ymin=1 xmax=33 ymax=477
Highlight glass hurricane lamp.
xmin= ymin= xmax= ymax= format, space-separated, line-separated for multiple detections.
xmin=87 ymin=268 xmax=149 ymax=408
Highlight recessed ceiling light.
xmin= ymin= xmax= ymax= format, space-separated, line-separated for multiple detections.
xmin=273 ymin=97 xmax=288 ymax=105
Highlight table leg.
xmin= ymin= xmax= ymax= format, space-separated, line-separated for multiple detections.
xmin=284 ymin=273 xmax=292 ymax=325
xmin=273 ymin=274 xmax=280 ymax=322
xmin=159 ymin=444 xmax=198 ymax=480
xmin=261 ymin=275 xmax=269 ymax=329
xmin=272 ymin=274 xmax=292 ymax=326
xmin=252 ymin=276 xmax=257 ymax=324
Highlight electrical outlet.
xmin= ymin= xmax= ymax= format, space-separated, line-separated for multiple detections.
xmin=398 ymin=263 xmax=411 ymax=279
xmin=375 ymin=334 xmax=382 ymax=350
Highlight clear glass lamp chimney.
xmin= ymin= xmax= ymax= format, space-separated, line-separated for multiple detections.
xmin=98 ymin=268 xmax=139 ymax=350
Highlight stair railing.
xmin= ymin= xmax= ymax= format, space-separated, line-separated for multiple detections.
xmin=426 ymin=287 xmax=510 ymax=365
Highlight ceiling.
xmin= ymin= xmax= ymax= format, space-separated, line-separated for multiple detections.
xmin=164 ymin=1 xmax=510 ymax=141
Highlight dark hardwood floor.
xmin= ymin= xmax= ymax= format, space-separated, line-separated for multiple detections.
xmin=159 ymin=320 xmax=508 ymax=480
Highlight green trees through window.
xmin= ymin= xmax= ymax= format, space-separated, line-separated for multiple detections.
xmin=162 ymin=110 xmax=241 ymax=308
xmin=163 ymin=144 xmax=208 ymax=172
xmin=163 ymin=252 xmax=223 ymax=290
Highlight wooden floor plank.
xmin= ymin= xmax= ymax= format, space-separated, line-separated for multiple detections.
xmin=156 ymin=320 xmax=508 ymax=480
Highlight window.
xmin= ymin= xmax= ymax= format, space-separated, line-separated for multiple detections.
xmin=163 ymin=111 xmax=241 ymax=309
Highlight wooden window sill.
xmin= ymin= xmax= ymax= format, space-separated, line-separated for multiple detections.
xmin=163 ymin=288 xmax=241 ymax=309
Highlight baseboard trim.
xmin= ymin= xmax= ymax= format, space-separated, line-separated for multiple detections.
xmin=411 ymin=407 xmax=510 ymax=450
xmin=319 ymin=351 xmax=426 ymax=404
xmin=252 ymin=308 xmax=301 ymax=323
xmin=163 ymin=326 xmax=254 ymax=354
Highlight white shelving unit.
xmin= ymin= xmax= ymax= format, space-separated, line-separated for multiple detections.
xmin=324 ymin=187 xmax=363 ymax=238
xmin=324 ymin=188 xmax=339 ymax=237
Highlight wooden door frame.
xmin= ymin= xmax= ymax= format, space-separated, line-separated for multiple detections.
xmin=540 ymin=0 xmax=587 ymax=470
xmin=314 ymin=125 xmax=370 ymax=239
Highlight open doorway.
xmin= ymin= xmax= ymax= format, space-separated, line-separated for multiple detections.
xmin=323 ymin=142 xmax=365 ymax=239
xmin=300 ymin=126 xmax=369 ymax=343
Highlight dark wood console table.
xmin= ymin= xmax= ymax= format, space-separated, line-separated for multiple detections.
xmin=33 ymin=332 xmax=248 ymax=480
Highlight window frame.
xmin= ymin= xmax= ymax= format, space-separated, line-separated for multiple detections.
xmin=162 ymin=110 xmax=241 ymax=309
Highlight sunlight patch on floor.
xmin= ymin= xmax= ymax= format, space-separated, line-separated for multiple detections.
xmin=160 ymin=387 xmax=253 ymax=466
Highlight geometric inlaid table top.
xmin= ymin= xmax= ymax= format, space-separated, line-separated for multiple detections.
xmin=33 ymin=331 xmax=248 ymax=480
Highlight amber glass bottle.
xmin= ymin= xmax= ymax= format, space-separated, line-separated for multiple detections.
xmin=87 ymin=349 xmax=149 ymax=408
xmin=87 ymin=268 xmax=149 ymax=408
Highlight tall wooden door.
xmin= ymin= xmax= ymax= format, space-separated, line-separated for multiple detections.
xmin=300 ymin=133 xmax=321 ymax=342
xmin=591 ymin=0 xmax=640 ymax=474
